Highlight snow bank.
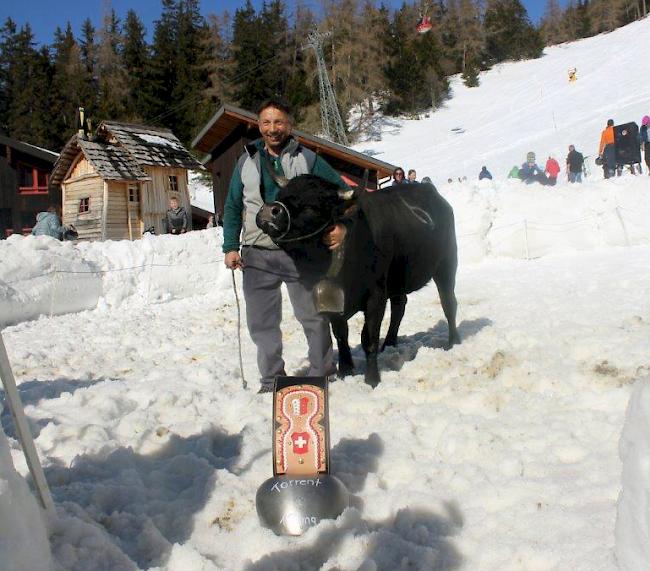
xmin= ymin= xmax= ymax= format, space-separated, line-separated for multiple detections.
xmin=0 ymin=425 xmax=52 ymax=571
xmin=0 ymin=229 xmax=229 ymax=327
xmin=616 ymin=377 xmax=650 ymax=570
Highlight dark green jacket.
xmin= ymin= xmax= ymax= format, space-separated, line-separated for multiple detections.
xmin=223 ymin=137 xmax=345 ymax=253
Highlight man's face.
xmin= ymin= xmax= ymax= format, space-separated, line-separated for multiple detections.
xmin=258 ymin=107 xmax=291 ymax=153
xmin=394 ymin=170 xmax=404 ymax=182
xmin=408 ymin=171 xmax=416 ymax=181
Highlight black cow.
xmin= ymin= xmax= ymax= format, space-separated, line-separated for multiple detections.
xmin=256 ymin=175 xmax=460 ymax=387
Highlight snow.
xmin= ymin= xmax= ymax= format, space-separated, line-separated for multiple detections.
xmin=616 ymin=378 xmax=650 ymax=570
xmin=1 ymin=17 xmax=650 ymax=571
xmin=135 ymin=134 xmax=183 ymax=148
xmin=188 ymin=171 xmax=216 ymax=214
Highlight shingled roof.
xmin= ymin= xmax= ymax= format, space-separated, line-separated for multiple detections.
xmin=100 ymin=121 xmax=203 ymax=170
xmin=50 ymin=121 xmax=203 ymax=186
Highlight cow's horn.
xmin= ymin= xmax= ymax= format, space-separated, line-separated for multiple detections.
xmin=338 ymin=189 xmax=355 ymax=201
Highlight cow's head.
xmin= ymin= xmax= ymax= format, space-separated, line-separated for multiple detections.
xmin=256 ymin=174 xmax=355 ymax=243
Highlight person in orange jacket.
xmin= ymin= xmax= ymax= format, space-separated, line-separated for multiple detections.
xmin=598 ymin=119 xmax=616 ymax=178
xmin=545 ymin=156 xmax=561 ymax=186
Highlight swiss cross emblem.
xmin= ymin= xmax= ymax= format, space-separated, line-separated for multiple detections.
xmin=291 ymin=432 xmax=310 ymax=454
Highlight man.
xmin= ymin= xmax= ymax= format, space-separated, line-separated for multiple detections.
xmin=598 ymin=119 xmax=616 ymax=179
xmin=566 ymin=145 xmax=584 ymax=183
xmin=223 ymin=98 xmax=346 ymax=393
xmin=166 ymin=197 xmax=189 ymax=234
xmin=407 ymin=169 xmax=417 ymax=183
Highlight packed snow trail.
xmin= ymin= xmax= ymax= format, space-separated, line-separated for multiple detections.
xmin=3 ymin=240 xmax=649 ymax=569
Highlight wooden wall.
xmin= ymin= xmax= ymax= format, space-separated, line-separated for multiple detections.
xmin=141 ymin=166 xmax=192 ymax=234
xmin=0 ymin=144 xmax=58 ymax=237
xmin=62 ymin=172 xmax=103 ymax=241
xmin=104 ymin=181 xmax=130 ymax=241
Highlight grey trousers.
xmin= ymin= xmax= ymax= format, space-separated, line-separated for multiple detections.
xmin=241 ymin=247 xmax=334 ymax=387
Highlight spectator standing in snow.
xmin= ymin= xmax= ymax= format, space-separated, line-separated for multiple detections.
xmin=566 ymin=145 xmax=584 ymax=183
xmin=598 ymin=119 xmax=616 ymax=179
xmin=407 ymin=169 xmax=418 ymax=183
xmin=519 ymin=152 xmax=548 ymax=185
xmin=641 ymin=115 xmax=650 ymax=175
xmin=31 ymin=206 xmax=64 ymax=239
xmin=545 ymin=156 xmax=561 ymax=186
xmin=391 ymin=168 xmax=406 ymax=186
xmin=206 ymin=215 xmax=215 ymax=229
xmin=478 ymin=166 xmax=492 ymax=180
xmin=223 ymin=98 xmax=345 ymax=393
xmin=166 ymin=197 xmax=189 ymax=234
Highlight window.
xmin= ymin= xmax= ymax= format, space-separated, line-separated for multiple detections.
xmin=79 ymin=197 xmax=90 ymax=213
xmin=128 ymin=185 xmax=140 ymax=202
xmin=168 ymin=175 xmax=179 ymax=192
xmin=18 ymin=163 xmax=49 ymax=194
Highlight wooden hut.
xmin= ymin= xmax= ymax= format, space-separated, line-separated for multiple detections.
xmin=50 ymin=121 xmax=203 ymax=241
xmin=191 ymin=104 xmax=397 ymax=220
xmin=0 ymin=134 xmax=59 ymax=238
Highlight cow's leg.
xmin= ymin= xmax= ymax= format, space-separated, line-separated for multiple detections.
xmin=435 ymin=260 xmax=461 ymax=349
xmin=331 ymin=317 xmax=354 ymax=377
xmin=382 ymin=294 xmax=407 ymax=350
xmin=363 ymin=291 xmax=388 ymax=388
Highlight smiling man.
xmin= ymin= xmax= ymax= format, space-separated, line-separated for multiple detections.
xmin=223 ymin=98 xmax=347 ymax=393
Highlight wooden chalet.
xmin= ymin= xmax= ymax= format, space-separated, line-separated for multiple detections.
xmin=50 ymin=121 xmax=203 ymax=241
xmin=0 ymin=134 xmax=59 ymax=238
xmin=191 ymin=104 xmax=397 ymax=220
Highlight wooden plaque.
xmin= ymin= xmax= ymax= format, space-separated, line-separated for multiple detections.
xmin=272 ymin=376 xmax=330 ymax=477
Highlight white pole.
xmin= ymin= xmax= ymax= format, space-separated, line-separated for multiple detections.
xmin=0 ymin=331 xmax=55 ymax=515
xmin=524 ymin=219 xmax=530 ymax=260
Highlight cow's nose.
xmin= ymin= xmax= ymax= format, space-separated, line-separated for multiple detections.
xmin=271 ymin=205 xmax=282 ymax=218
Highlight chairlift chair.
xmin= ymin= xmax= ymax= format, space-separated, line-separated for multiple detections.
xmin=416 ymin=1 xmax=433 ymax=34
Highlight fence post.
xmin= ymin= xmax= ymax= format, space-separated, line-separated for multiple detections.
xmin=0 ymin=331 xmax=55 ymax=515
xmin=615 ymin=206 xmax=631 ymax=247
xmin=145 ymin=251 xmax=155 ymax=305
xmin=49 ymin=263 xmax=59 ymax=318
xmin=523 ymin=219 xmax=530 ymax=260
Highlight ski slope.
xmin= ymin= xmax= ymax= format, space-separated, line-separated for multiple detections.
xmin=2 ymin=17 xmax=650 ymax=571
xmin=355 ymin=17 xmax=650 ymax=185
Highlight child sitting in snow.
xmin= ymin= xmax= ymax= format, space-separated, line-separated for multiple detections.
xmin=519 ymin=152 xmax=549 ymax=185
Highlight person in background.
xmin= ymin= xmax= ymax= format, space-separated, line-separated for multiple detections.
xmin=31 ymin=206 xmax=65 ymax=239
xmin=566 ymin=145 xmax=584 ymax=183
xmin=508 ymin=165 xmax=520 ymax=179
xmin=545 ymin=156 xmax=561 ymax=186
xmin=407 ymin=169 xmax=418 ymax=183
xmin=206 ymin=214 xmax=215 ymax=229
xmin=519 ymin=152 xmax=548 ymax=185
xmin=447 ymin=177 xmax=453 ymax=184
xmin=478 ymin=166 xmax=492 ymax=180
xmin=391 ymin=168 xmax=406 ymax=186
xmin=598 ymin=119 xmax=616 ymax=179
xmin=166 ymin=196 xmax=189 ymax=234
xmin=421 ymin=176 xmax=433 ymax=185
xmin=640 ymin=115 xmax=650 ymax=176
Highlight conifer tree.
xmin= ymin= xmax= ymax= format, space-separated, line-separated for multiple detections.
xmin=96 ymin=9 xmax=128 ymax=121
xmin=483 ymin=0 xmax=544 ymax=64
xmin=122 ymin=10 xmax=149 ymax=121
xmin=541 ymin=0 xmax=566 ymax=45
xmin=0 ymin=21 xmax=52 ymax=146
xmin=50 ymin=23 xmax=93 ymax=147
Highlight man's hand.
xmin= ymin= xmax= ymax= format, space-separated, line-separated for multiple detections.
xmin=225 ymin=250 xmax=243 ymax=269
xmin=323 ymin=223 xmax=347 ymax=250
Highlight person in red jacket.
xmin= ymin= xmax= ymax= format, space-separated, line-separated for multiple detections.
xmin=545 ymin=156 xmax=561 ymax=186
